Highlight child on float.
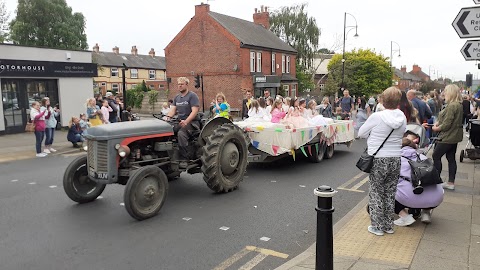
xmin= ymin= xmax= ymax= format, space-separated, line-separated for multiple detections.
xmin=214 ymin=92 xmax=230 ymax=119
xmin=271 ymin=99 xmax=287 ymax=123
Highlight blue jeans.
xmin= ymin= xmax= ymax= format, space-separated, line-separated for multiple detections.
xmin=45 ymin=128 xmax=55 ymax=146
xmin=70 ymin=134 xmax=84 ymax=144
xmin=34 ymin=131 xmax=45 ymax=154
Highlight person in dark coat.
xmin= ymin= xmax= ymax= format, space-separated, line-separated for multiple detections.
xmin=241 ymin=90 xmax=253 ymax=119
xmin=67 ymin=116 xmax=84 ymax=148
xmin=105 ymin=92 xmax=119 ymax=123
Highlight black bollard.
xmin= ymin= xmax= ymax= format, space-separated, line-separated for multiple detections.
xmin=314 ymin=185 xmax=337 ymax=270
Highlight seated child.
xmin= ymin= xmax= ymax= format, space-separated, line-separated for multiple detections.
xmin=271 ymin=99 xmax=286 ymax=123
xmin=247 ymin=99 xmax=266 ymax=121
xmin=283 ymin=98 xmax=309 ymax=129
xmin=333 ymin=107 xmax=348 ymax=120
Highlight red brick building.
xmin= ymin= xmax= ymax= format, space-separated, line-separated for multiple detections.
xmin=165 ymin=3 xmax=298 ymax=110
xmin=409 ymin=64 xmax=430 ymax=82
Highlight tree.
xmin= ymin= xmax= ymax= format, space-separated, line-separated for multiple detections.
xmin=0 ymin=0 xmax=9 ymax=42
xmin=270 ymin=3 xmax=320 ymax=71
xmin=296 ymin=64 xmax=315 ymax=94
xmin=9 ymin=0 xmax=87 ymax=50
xmin=326 ymin=49 xmax=392 ymax=97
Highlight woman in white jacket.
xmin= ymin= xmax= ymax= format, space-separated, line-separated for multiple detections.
xmin=358 ymin=87 xmax=407 ymax=236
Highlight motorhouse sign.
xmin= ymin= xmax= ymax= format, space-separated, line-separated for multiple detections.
xmin=0 ymin=59 xmax=97 ymax=77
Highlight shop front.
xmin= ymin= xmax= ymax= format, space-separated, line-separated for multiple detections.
xmin=0 ymin=44 xmax=97 ymax=135
xmin=253 ymin=75 xmax=280 ymax=98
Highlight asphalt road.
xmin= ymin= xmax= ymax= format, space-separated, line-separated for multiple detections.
xmin=0 ymin=140 xmax=367 ymax=270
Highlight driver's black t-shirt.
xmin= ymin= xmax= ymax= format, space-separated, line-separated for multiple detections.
xmin=173 ymin=91 xmax=200 ymax=120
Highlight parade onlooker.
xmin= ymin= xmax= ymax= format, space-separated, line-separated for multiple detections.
xmin=318 ymin=97 xmax=333 ymax=118
xmin=105 ymin=92 xmax=118 ymax=123
xmin=86 ymin=98 xmax=103 ymax=127
xmin=427 ymin=91 xmax=439 ymax=118
xmin=340 ymin=90 xmax=354 ymax=115
xmin=101 ymin=99 xmax=113 ymax=124
xmin=359 ymin=86 xmax=406 ymax=236
xmin=30 ymin=101 xmax=48 ymax=157
xmin=79 ymin=113 xmax=90 ymax=131
xmin=41 ymin=97 xmax=59 ymax=153
xmin=67 ymin=117 xmax=85 ymax=148
xmin=462 ymin=95 xmax=473 ymax=126
xmin=241 ymin=90 xmax=253 ymax=119
xmin=355 ymin=97 xmax=368 ymax=137
xmin=214 ymin=92 xmax=230 ymax=119
xmin=399 ymin=91 xmax=417 ymax=123
xmin=264 ymin=90 xmax=271 ymax=99
xmin=374 ymin=94 xmax=385 ymax=112
xmin=407 ymin=90 xmax=432 ymax=123
xmin=115 ymin=96 xmax=124 ymax=122
xmin=368 ymin=96 xmax=376 ymax=112
xmin=333 ymin=107 xmax=347 ymax=120
xmin=95 ymin=93 xmax=103 ymax=108
xmin=430 ymin=85 xmax=463 ymax=190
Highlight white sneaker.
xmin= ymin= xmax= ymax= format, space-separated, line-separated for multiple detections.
xmin=421 ymin=209 xmax=432 ymax=224
xmin=442 ymin=183 xmax=455 ymax=190
xmin=43 ymin=149 xmax=51 ymax=154
xmin=367 ymin=225 xmax=384 ymax=236
xmin=384 ymin=229 xmax=395 ymax=234
xmin=394 ymin=214 xmax=416 ymax=227
xmin=36 ymin=153 xmax=47 ymax=158
xmin=49 ymin=148 xmax=57 ymax=153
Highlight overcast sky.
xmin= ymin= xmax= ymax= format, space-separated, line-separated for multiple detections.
xmin=3 ymin=0 xmax=479 ymax=81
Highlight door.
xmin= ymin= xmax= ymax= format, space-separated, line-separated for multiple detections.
xmin=1 ymin=80 xmax=27 ymax=133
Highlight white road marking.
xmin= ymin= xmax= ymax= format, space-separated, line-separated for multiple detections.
xmin=49 ymin=185 xmax=57 ymax=188
xmin=238 ymin=253 xmax=268 ymax=270
xmin=182 ymin=217 xmax=192 ymax=221
xmin=28 ymin=182 xmax=36 ymax=185
xmin=213 ymin=248 xmax=251 ymax=270
xmin=10 ymin=179 xmax=18 ymax=182
xmin=120 ymin=203 xmax=125 ymax=206
xmin=299 ymin=185 xmax=306 ymax=188
xmin=219 ymin=226 xmax=230 ymax=231
xmin=259 ymin=236 xmax=271 ymax=241
xmin=271 ymin=180 xmax=277 ymax=183
xmin=97 ymin=196 xmax=103 ymax=199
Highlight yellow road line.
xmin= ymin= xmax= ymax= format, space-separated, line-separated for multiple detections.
xmin=245 ymin=245 xmax=289 ymax=259
xmin=238 ymin=253 xmax=268 ymax=270
xmin=350 ymin=176 xmax=369 ymax=191
xmin=337 ymin=172 xmax=365 ymax=189
xmin=213 ymin=248 xmax=251 ymax=270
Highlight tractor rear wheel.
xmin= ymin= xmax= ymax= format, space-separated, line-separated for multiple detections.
xmin=201 ymin=123 xmax=248 ymax=193
xmin=124 ymin=166 xmax=168 ymax=220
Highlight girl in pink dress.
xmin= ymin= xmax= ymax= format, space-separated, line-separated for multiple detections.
xmin=271 ymin=99 xmax=286 ymax=123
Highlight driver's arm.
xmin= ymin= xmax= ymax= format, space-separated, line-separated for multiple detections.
xmin=167 ymin=106 xmax=176 ymax=118
xmin=184 ymin=106 xmax=199 ymax=124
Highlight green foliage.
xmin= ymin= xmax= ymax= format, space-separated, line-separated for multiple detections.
xmin=0 ymin=0 xmax=9 ymax=43
xmin=126 ymin=85 xmax=144 ymax=109
xmin=324 ymin=74 xmax=340 ymax=97
xmin=326 ymin=49 xmax=392 ymax=97
xmin=419 ymin=80 xmax=435 ymax=94
xmin=270 ymin=3 xmax=320 ymax=71
xmin=148 ymin=90 xmax=159 ymax=110
xmin=296 ymin=64 xmax=315 ymax=94
xmin=140 ymin=80 xmax=150 ymax=92
xmin=9 ymin=0 xmax=87 ymax=50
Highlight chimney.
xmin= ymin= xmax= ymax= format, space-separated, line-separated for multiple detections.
xmin=93 ymin=43 xmax=99 ymax=53
xmin=195 ymin=2 xmax=210 ymax=16
xmin=401 ymin=66 xmax=406 ymax=73
xmin=412 ymin=64 xmax=421 ymax=73
xmin=112 ymin=46 xmax=119 ymax=54
xmin=131 ymin=45 xmax=138 ymax=56
xmin=149 ymin=48 xmax=156 ymax=57
xmin=253 ymin=5 xmax=270 ymax=29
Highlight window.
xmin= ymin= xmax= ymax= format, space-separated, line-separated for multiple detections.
xmin=256 ymin=52 xmax=262 ymax=72
xmin=271 ymin=53 xmax=276 ymax=73
xmin=101 ymin=82 xmax=106 ymax=86
xmin=149 ymin=70 xmax=156 ymax=80
xmin=112 ymin=83 xmax=119 ymax=92
xmin=286 ymin=56 xmax=291 ymax=73
xmin=159 ymin=84 xmax=165 ymax=89
xmin=131 ymin=84 xmax=137 ymax=89
xmin=319 ymin=84 xmax=325 ymax=90
xmin=130 ymin=69 xmax=138 ymax=79
xmin=150 ymin=85 xmax=155 ymax=89
xmin=291 ymin=84 xmax=297 ymax=97
xmin=283 ymin=84 xmax=289 ymax=97
xmin=111 ymin=67 xmax=118 ymax=77
xmin=282 ymin=55 xmax=286 ymax=73
xmin=250 ymin=51 xmax=256 ymax=72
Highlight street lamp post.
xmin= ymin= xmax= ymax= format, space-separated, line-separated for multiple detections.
xmin=390 ymin=41 xmax=401 ymax=68
xmin=428 ymin=65 xmax=435 ymax=81
xmin=341 ymin=12 xmax=359 ymax=96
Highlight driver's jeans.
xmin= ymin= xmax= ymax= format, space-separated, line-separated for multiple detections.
xmin=175 ymin=120 xmax=200 ymax=160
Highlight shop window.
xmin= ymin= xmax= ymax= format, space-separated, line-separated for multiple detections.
xmin=130 ymin=69 xmax=138 ymax=79
xmin=149 ymin=70 xmax=156 ymax=80
xmin=112 ymin=84 xmax=119 ymax=92
xmin=286 ymin=56 xmax=291 ymax=73
xmin=111 ymin=68 xmax=118 ymax=77
xmin=271 ymin=53 xmax=276 ymax=73
xmin=256 ymin=52 xmax=262 ymax=72
xmin=282 ymin=55 xmax=286 ymax=73
xmin=250 ymin=51 xmax=256 ymax=72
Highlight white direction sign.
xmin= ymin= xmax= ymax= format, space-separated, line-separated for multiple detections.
xmin=453 ymin=7 xmax=480 ymax=38
xmin=461 ymin=40 xmax=480 ymax=60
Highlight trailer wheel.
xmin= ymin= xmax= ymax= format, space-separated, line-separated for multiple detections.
xmin=460 ymin=150 xmax=465 ymax=163
xmin=309 ymin=142 xmax=326 ymax=163
xmin=63 ymin=155 xmax=106 ymax=203
xmin=201 ymin=123 xmax=248 ymax=193
xmin=324 ymin=144 xmax=335 ymax=159
xmin=124 ymin=166 xmax=168 ymax=220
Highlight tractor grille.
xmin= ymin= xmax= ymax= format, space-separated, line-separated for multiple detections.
xmin=88 ymin=140 xmax=108 ymax=172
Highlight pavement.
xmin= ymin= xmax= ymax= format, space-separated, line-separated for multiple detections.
xmin=276 ymin=135 xmax=480 ymax=270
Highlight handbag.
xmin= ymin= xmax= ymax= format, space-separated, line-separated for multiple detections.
xmin=356 ymin=129 xmax=394 ymax=173
xmin=25 ymin=120 xmax=35 ymax=132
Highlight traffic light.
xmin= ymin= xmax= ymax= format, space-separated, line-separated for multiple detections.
xmin=466 ymin=73 xmax=473 ymax=87
xmin=194 ymin=74 xmax=201 ymax=89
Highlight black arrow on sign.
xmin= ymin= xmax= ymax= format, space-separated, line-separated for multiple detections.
xmin=457 ymin=11 xmax=470 ymax=35
xmin=464 ymin=42 xmax=472 ymax=58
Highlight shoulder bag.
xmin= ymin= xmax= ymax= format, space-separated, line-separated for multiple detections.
xmin=356 ymin=129 xmax=394 ymax=173
xmin=25 ymin=119 xmax=35 ymax=132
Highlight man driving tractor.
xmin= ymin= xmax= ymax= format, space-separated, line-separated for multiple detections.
xmin=163 ymin=77 xmax=201 ymax=168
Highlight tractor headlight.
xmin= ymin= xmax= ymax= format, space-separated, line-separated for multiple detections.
xmin=115 ymin=143 xmax=121 ymax=150
xmin=83 ymin=145 xmax=88 ymax=151
xmin=117 ymin=145 xmax=130 ymax=158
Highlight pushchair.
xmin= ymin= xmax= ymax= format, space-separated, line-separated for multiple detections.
xmin=460 ymin=119 xmax=480 ymax=162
